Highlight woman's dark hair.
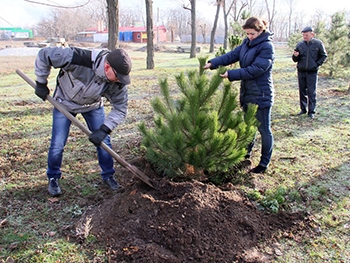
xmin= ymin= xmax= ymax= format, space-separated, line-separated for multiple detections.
xmin=242 ymin=17 xmax=268 ymax=32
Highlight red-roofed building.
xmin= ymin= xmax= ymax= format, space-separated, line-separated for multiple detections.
xmin=77 ymin=25 xmax=167 ymax=43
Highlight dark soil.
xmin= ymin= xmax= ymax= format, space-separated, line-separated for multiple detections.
xmin=72 ymin=158 xmax=310 ymax=263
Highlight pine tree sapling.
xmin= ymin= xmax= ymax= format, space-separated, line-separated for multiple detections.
xmin=323 ymin=12 xmax=349 ymax=77
xmin=139 ymin=56 xmax=258 ymax=182
xmin=228 ymin=35 xmax=242 ymax=51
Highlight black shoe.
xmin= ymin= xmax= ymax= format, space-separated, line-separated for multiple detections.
xmin=250 ymin=165 xmax=267 ymax=174
xmin=308 ymin=113 xmax=315 ymax=119
xmin=104 ymin=176 xmax=120 ymax=191
xmin=48 ymin=178 xmax=61 ymax=197
xmin=297 ymin=111 xmax=307 ymax=116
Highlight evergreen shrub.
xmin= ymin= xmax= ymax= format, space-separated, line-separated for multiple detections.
xmin=139 ymin=56 xmax=258 ymax=184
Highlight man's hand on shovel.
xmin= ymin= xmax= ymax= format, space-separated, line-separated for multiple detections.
xmin=35 ymin=81 xmax=50 ymax=101
xmin=89 ymin=125 xmax=111 ymax=146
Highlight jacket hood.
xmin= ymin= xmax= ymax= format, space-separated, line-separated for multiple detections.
xmin=246 ymin=30 xmax=274 ymax=47
xmin=92 ymin=50 xmax=109 ymax=82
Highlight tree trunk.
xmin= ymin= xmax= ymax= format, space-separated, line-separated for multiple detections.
xmin=264 ymin=0 xmax=276 ymax=33
xmin=222 ymin=0 xmax=228 ymax=50
xmin=287 ymin=0 xmax=294 ymax=37
xmin=190 ymin=0 xmax=196 ymax=58
xmin=209 ymin=1 xmax=221 ymax=53
xmin=107 ymin=0 xmax=118 ymax=50
xmin=145 ymin=0 xmax=154 ymax=69
xmin=200 ymin=24 xmax=206 ymax=44
xmin=222 ymin=0 xmax=235 ymax=50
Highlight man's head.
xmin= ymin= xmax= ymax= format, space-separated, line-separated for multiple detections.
xmin=301 ymin=26 xmax=314 ymax=42
xmin=105 ymin=49 xmax=132 ymax=85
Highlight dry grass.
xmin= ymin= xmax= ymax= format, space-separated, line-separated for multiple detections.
xmin=0 ymin=56 xmax=36 ymax=75
xmin=1 ymin=44 xmax=350 ymax=262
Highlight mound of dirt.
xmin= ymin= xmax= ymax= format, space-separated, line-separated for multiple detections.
xmin=73 ymin=159 xmax=309 ymax=262
xmin=135 ymin=44 xmax=176 ymax=52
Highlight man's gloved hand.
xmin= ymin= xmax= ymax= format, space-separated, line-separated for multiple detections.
xmin=35 ymin=81 xmax=49 ymax=101
xmin=89 ymin=124 xmax=112 ymax=146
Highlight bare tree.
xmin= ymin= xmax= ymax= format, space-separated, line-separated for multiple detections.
xmin=183 ymin=0 xmax=197 ymax=58
xmin=199 ymin=24 xmax=207 ymax=43
xmin=106 ymin=0 xmax=118 ymax=50
xmin=30 ymin=0 xmax=99 ymax=39
xmin=35 ymin=8 xmax=91 ymax=40
xmin=285 ymin=0 xmax=296 ymax=37
xmin=272 ymin=13 xmax=289 ymax=40
xmin=229 ymin=0 xmax=249 ymax=23
xmin=246 ymin=0 xmax=258 ymax=15
xmin=82 ymin=0 xmax=108 ymax=28
xmin=163 ymin=8 xmax=191 ymax=41
xmin=119 ymin=7 xmax=142 ymax=26
xmin=145 ymin=0 xmax=154 ymax=69
xmin=34 ymin=18 xmax=56 ymax=38
xmin=209 ymin=0 xmax=223 ymax=53
xmin=222 ymin=0 xmax=235 ymax=49
xmin=264 ymin=0 xmax=277 ymax=32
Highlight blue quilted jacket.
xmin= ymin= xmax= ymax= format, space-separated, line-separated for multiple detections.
xmin=209 ymin=31 xmax=275 ymax=109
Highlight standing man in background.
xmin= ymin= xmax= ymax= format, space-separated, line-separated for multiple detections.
xmin=292 ymin=26 xmax=327 ymax=119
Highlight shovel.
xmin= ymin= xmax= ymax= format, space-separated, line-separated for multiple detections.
xmin=16 ymin=69 xmax=155 ymax=189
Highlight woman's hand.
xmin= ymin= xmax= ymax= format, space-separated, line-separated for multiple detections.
xmin=203 ymin=62 xmax=212 ymax=69
xmin=220 ymin=71 xmax=228 ymax=78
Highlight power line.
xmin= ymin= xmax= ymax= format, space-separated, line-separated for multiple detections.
xmin=23 ymin=0 xmax=91 ymax=9
xmin=0 ymin=16 xmax=16 ymax=27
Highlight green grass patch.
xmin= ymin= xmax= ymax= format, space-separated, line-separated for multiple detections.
xmin=1 ymin=45 xmax=350 ymax=262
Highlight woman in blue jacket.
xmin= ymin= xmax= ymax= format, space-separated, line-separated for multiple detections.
xmin=204 ymin=16 xmax=275 ymax=174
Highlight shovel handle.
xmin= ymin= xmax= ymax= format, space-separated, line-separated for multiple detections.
xmin=16 ymin=69 xmax=155 ymax=189
xmin=16 ymin=70 xmax=93 ymax=135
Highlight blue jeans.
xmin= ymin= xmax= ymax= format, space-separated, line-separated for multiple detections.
xmin=247 ymin=106 xmax=274 ymax=167
xmin=47 ymin=107 xmax=115 ymax=181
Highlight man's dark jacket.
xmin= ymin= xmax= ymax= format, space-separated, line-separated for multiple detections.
xmin=292 ymin=38 xmax=327 ymax=72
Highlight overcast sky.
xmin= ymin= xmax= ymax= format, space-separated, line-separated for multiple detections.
xmin=0 ymin=0 xmax=348 ymax=28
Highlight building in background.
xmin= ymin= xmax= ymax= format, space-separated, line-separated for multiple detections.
xmin=76 ymin=23 xmax=167 ymax=43
xmin=0 ymin=27 xmax=33 ymax=40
